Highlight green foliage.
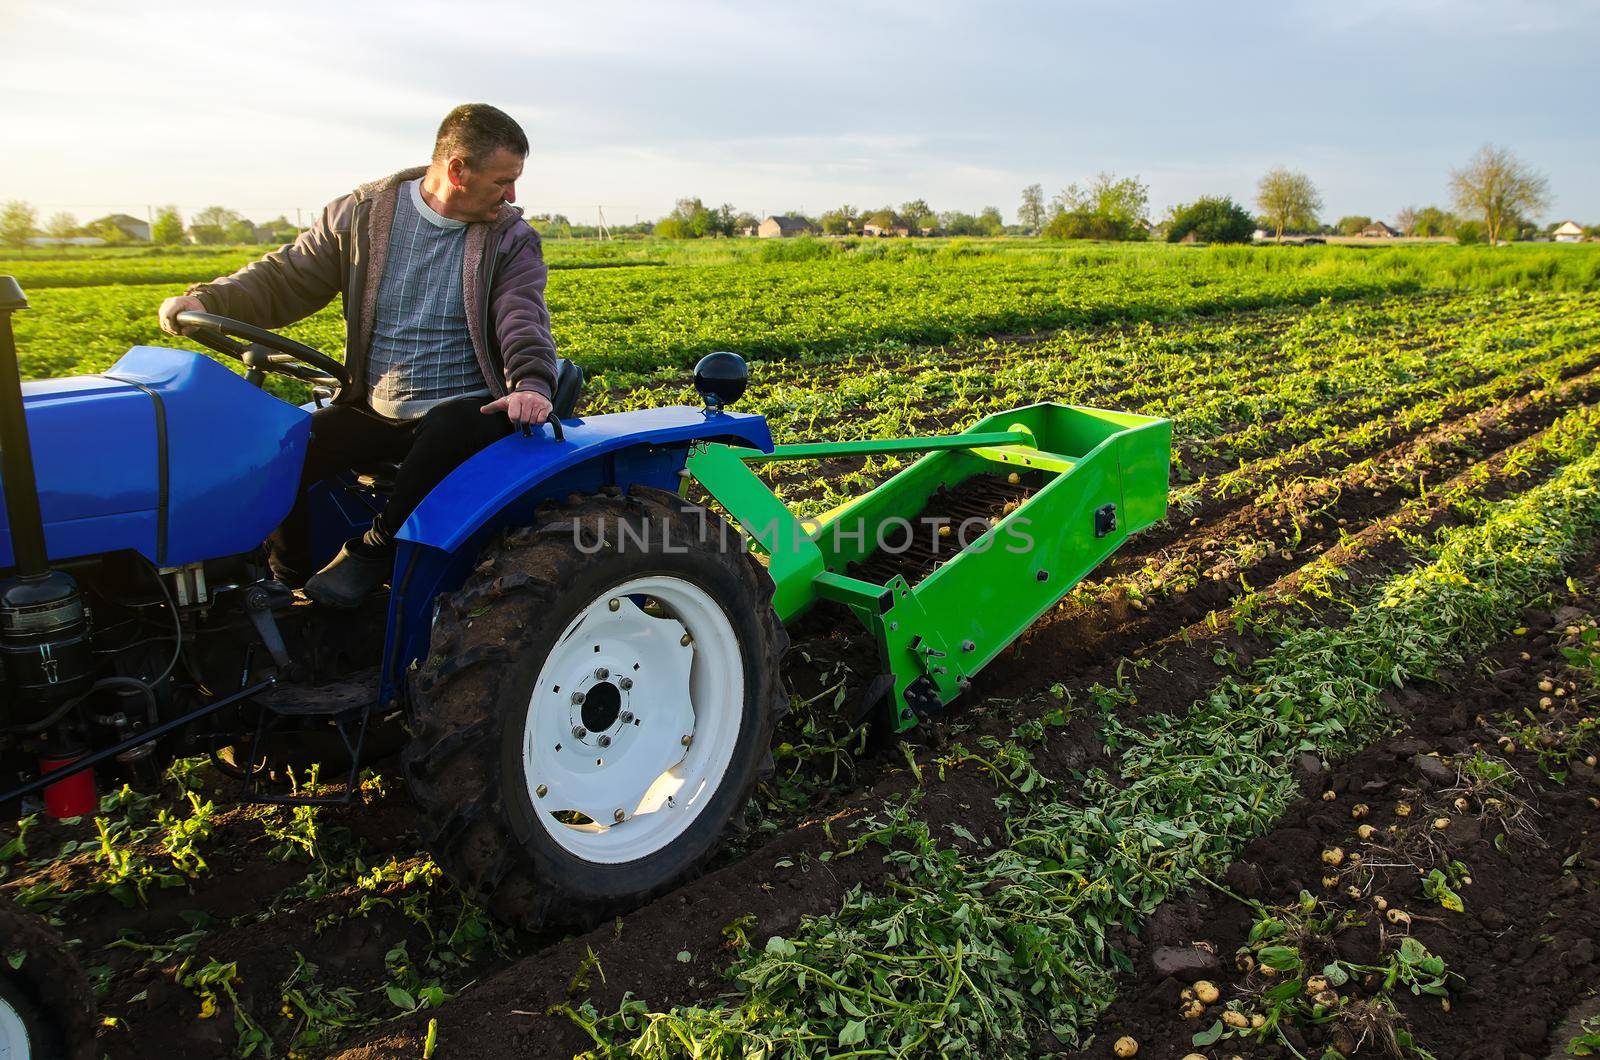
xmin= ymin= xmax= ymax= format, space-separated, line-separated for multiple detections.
xmin=0 ymin=200 xmax=37 ymax=248
xmin=1451 ymin=144 xmax=1551 ymax=245
xmin=1569 ymin=1012 xmax=1600 ymax=1055
xmin=1338 ymin=215 xmax=1373 ymax=235
xmin=11 ymin=244 xmax=1600 ymax=401
xmin=1411 ymin=206 xmax=1458 ymax=237
xmin=1045 ymin=173 xmax=1149 ymax=241
xmin=819 ymin=205 xmax=857 ymax=236
xmin=1166 ymin=196 xmax=1256 ymax=244
xmin=1257 ymin=167 xmax=1322 ymax=237
xmin=654 ymin=197 xmax=739 ymax=239
xmin=1018 ymin=184 xmax=1046 ymax=235
xmin=151 ymin=206 xmax=185 ymax=246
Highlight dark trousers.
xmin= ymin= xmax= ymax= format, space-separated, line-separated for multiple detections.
xmin=269 ymin=396 xmax=512 ymax=583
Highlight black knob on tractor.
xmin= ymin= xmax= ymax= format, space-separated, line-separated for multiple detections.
xmin=693 ymin=351 xmax=748 ymax=411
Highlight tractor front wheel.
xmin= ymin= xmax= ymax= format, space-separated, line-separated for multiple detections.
xmin=0 ymin=902 xmax=95 ymax=1060
xmin=404 ymin=487 xmax=788 ymax=929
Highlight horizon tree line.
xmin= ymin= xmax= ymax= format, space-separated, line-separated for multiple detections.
xmin=0 ymin=145 xmax=1583 ymax=250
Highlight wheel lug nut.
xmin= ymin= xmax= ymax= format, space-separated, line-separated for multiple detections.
xmin=619 ymin=711 xmax=634 ymax=724
xmin=608 ymin=598 xmax=620 ymax=611
xmin=570 ymin=691 xmax=585 ymax=705
xmin=680 ymin=633 xmax=692 ymax=646
xmin=620 ymin=677 xmax=633 ymax=690
xmin=595 ymin=666 xmax=609 ymax=679
xmin=613 ymin=808 xmax=625 ymax=823
xmin=681 ymin=733 xmax=692 ymax=747
xmin=597 ymin=735 xmax=612 ymax=748
xmin=572 ymin=725 xmax=587 ymax=739
xmin=536 ymin=784 xmax=548 ymax=798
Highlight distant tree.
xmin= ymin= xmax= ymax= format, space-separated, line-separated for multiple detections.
xmin=1256 ymin=168 xmax=1322 ymax=239
xmin=151 ymin=206 xmax=185 ymax=245
xmin=1042 ymin=208 xmax=1089 ymax=240
xmin=899 ymin=199 xmax=934 ymax=235
xmin=1454 ymin=219 xmax=1487 ymax=245
xmin=1410 ymin=206 xmax=1457 ymax=238
xmin=43 ymin=212 xmax=78 ymax=239
xmin=1394 ymin=206 xmax=1418 ymax=237
xmin=978 ymin=206 xmax=1004 ymax=236
xmin=1450 ymin=144 xmax=1550 ymax=246
xmin=820 ymin=205 xmax=858 ymax=235
xmin=733 ymin=211 xmax=759 ymax=235
xmin=188 ymin=225 xmax=227 ymax=245
xmin=1044 ymin=173 xmax=1148 ymax=241
xmin=192 ymin=205 xmax=243 ymax=231
xmin=225 ymin=218 xmax=257 ymax=243
xmin=654 ymin=197 xmax=719 ymax=239
xmin=1337 ymin=215 xmax=1373 ymax=236
xmin=937 ymin=211 xmax=976 ymax=236
xmin=1164 ymin=196 xmax=1256 ymax=244
xmin=1084 ymin=173 xmax=1149 ymax=229
xmin=0 ymin=201 xmax=38 ymax=248
xmin=1018 ymin=184 xmax=1046 ymax=235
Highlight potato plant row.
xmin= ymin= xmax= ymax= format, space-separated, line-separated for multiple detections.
xmin=10 ymin=243 xmax=1600 ymax=386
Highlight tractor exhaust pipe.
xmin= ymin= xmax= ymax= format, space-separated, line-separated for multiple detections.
xmin=0 ymin=276 xmax=93 ymax=737
xmin=0 ymin=277 xmax=48 ymax=577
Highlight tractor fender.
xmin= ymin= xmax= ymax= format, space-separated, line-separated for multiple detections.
xmin=397 ymin=405 xmax=772 ymax=554
xmin=381 ymin=406 xmax=772 ymax=700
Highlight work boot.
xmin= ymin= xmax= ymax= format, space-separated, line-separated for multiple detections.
xmin=303 ymin=540 xmax=391 ymax=609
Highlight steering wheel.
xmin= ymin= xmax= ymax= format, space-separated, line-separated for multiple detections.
xmin=174 ymin=311 xmax=352 ymax=389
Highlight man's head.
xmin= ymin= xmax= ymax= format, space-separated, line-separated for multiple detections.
xmin=427 ymin=104 xmax=528 ymax=222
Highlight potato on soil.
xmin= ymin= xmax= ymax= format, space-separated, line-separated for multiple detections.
xmin=1222 ymin=1009 xmax=1249 ymax=1028
xmin=1113 ymin=1035 xmax=1139 ymax=1057
xmin=1193 ymin=980 xmax=1220 ymax=1004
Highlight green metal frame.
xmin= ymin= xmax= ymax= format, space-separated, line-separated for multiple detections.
xmin=685 ymin=402 xmax=1171 ymax=730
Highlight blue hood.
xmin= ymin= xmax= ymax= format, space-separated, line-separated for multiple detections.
xmin=0 ymin=347 xmax=310 ymax=569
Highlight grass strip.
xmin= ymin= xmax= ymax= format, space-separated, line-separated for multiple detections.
xmin=563 ymin=440 xmax=1600 ymax=1058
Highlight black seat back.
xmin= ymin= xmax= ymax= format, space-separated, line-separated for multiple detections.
xmin=553 ymin=358 xmax=583 ymax=419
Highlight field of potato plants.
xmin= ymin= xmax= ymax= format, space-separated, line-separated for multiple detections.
xmin=4 ymin=239 xmax=1600 ymax=1060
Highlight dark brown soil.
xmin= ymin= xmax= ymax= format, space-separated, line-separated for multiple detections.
xmin=1060 ymin=567 xmax=1600 ymax=1060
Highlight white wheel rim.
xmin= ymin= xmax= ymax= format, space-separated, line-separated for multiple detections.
xmin=522 ymin=575 xmax=744 ymax=864
xmin=0 ymin=991 xmax=30 ymax=1060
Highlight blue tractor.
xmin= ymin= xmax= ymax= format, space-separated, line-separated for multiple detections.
xmin=0 ymin=273 xmax=790 ymax=924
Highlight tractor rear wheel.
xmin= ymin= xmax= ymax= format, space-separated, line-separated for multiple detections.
xmin=404 ymin=487 xmax=788 ymax=929
xmin=0 ymin=902 xmax=94 ymax=1060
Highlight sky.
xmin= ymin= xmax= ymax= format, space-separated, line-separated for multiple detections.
xmin=1 ymin=0 xmax=1596 ymax=228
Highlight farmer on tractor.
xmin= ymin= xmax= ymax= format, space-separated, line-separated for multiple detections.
xmin=157 ymin=103 xmax=558 ymax=609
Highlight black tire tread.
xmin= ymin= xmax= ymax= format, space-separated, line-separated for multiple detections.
xmin=0 ymin=901 xmax=95 ymax=1060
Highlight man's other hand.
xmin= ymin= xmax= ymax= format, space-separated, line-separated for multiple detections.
xmin=158 ymin=295 xmax=207 ymax=335
xmin=482 ymin=389 xmax=554 ymax=429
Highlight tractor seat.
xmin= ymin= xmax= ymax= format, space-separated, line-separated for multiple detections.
xmin=352 ymin=358 xmax=585 ymax=492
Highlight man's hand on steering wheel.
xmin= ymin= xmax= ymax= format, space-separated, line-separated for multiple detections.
xmin=165 ymin=308 xmax=353 ymax=389
xmin=159 ymin=294 xmax=206 ymax=336
xmin=482 ymin=388 xmax=553 ymax=429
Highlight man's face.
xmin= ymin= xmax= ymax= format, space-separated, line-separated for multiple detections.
xmin=448 ymin=147 xmax=525 ymax=222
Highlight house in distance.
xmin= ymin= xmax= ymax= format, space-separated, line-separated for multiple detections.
xmin=758 ymin=215 xmax=819 ymax=238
